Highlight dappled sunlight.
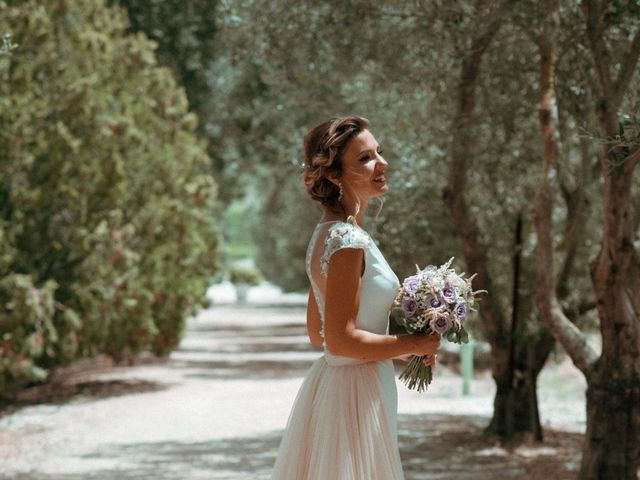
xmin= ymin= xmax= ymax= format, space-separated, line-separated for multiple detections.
xmin=1 ymin=300 xmax=587 ymax=479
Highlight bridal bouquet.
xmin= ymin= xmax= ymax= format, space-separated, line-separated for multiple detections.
xmin=393 ymin=257 xmax=487 ymax=392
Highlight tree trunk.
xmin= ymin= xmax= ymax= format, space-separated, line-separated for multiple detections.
xmin=532 ymin=1 xmax=640 ymax=476
xmin=442 ymin=4 xmax=551 ymax=442
xmin=486 ymin=332 xmax=554 ymax=441
xmin=580 ymin=254 xmax=640 ymax=478
xmin=484 ymin=212 xmax=552 ymax=442
xmin=580 ymin=165 xmax=640 ymax=479
xmin=580 ymin=2 xmax=640 ymax=477
xmin=528 ymin=0 xmax=564 ymax=444
xmin=581 ymin=326 xmax=640 ymax=479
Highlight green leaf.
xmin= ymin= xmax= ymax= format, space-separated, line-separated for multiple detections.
xmin=63 ymin=309 xmax=82 ymax=330
xmin=30 ymin=366 xmax=48 ymax=381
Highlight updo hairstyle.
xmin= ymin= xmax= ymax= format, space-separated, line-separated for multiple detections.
xmin=302 ymin=115 xmax=370 ymax=215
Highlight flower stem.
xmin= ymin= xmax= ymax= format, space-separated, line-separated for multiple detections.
xmin=399 ymin=355 xmax=433 ymax=392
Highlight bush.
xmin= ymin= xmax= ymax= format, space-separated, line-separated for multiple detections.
xmin=228 ymin=265 xmax=262 ymax=286
xmin=0 ymin=0 xmax=220 ymax=390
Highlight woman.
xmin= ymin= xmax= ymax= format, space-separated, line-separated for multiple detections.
xmin=271 ymin=116 xmax=440 ymax=479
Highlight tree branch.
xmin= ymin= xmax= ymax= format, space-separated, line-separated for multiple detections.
xmin=549 ymin=297 xmax=599 ymax=374
xmin=532 ymin=0 xmax=598 ymax=376
xmin=557 ymin=135 xmax=595 ymax=296
xmin=577 ymin=298 xmax=597 ymax=316
xmin=612 ymin=27 xmax=640 ymax=109
xmin=627 ymin=144 xmax=640 ymax=170
xmin=581 ymin=0 xmax=614 ymax=100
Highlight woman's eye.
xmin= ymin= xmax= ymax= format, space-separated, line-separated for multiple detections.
xmin=360 ymin=149 xmax=382 ymax=162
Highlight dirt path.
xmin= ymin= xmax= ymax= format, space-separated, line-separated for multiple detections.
xmin=0 ymin=292 xmax=586 ymax=479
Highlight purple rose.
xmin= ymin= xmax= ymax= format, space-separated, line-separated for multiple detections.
xmin=425 ymin=293 xmax=443 ymax=308
xmin=402 ymin=297 xmax=418 ymax=317
xmin=440 ymin=284 xmax=458 ymax=304
xmin=403 ymin=276 xmax=420 ymax=294
xmin=454 ymin=302 xmax=468 ymax=320
xmin=430 ymin=312 xmax=452 ymax=335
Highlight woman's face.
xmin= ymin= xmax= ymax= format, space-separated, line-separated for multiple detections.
xmin=339 ymin=129 xmax=388 ymax=200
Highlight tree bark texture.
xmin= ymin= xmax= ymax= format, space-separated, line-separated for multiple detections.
xmin=485 ymin=332 xmax=554 ymax=441
xmin=574 ymin=2 xmax=640 ymax=478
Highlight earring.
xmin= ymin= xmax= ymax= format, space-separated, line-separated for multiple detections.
xmin=338 ymin=183 xmax=344 ymax=202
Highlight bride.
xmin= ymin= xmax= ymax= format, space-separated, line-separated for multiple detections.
xmin=271 ymin=115 xmax=440 ymax=479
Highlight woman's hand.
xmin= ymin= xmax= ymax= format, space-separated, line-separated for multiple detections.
xmin=394 ymin=352 xmax=438 ymax=366
xmin=393 ymin=353 xmax=414 ymax=362
xmin=422 ymin=353 xmax=438 ymax=367
xmin=409 ymin=332 xmax=441 ymax=357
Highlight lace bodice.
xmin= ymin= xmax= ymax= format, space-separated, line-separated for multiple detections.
xmin=319 ymin=221 xmax=371 ymax=276
xmin=306 ymin=219 xmax=401 ymax=350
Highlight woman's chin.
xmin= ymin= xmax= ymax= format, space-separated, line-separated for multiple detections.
xmin=371 ymin=185 xmax=389 ymax=197
xmin=356 ymin=184 xmax=389 ymax=201
xmin=377 ymin=183 xmax=389 ymax=194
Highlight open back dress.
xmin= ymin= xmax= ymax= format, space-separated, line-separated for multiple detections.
xmin=271 ymin=218 xmax=405 ymax=480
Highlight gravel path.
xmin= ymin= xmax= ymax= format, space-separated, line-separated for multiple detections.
xmin=0 ymin=285 xmax=588 ymax=479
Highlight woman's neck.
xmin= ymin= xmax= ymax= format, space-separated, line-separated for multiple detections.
xmin=321 ymin=203 xmax=368 ymax=228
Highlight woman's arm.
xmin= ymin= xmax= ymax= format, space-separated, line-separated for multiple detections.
xmin=323 ymin=248 xmax=439 ymax=362
xmin=306 ymin=286 xmax=324 ymax=348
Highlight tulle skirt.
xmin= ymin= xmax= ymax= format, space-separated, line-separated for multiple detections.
xmin=271 ymin=352 xmax=405 ymax=480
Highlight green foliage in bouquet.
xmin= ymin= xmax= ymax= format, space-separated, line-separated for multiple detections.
xmin=228 ymin=265 xmax=262 ymax=286
xmin=0 ymin=0 xmax=220 ymax=390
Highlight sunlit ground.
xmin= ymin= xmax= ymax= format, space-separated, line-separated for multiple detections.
xmin=0 ymin=283 xmax=587 ymax=479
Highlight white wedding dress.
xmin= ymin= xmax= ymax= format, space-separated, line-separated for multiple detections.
xmin=271 ymin=218 xmax=405 ymax=480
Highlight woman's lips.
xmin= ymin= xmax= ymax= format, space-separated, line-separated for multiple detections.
xmin=373 ymin=174 xmax=386 ymax=184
